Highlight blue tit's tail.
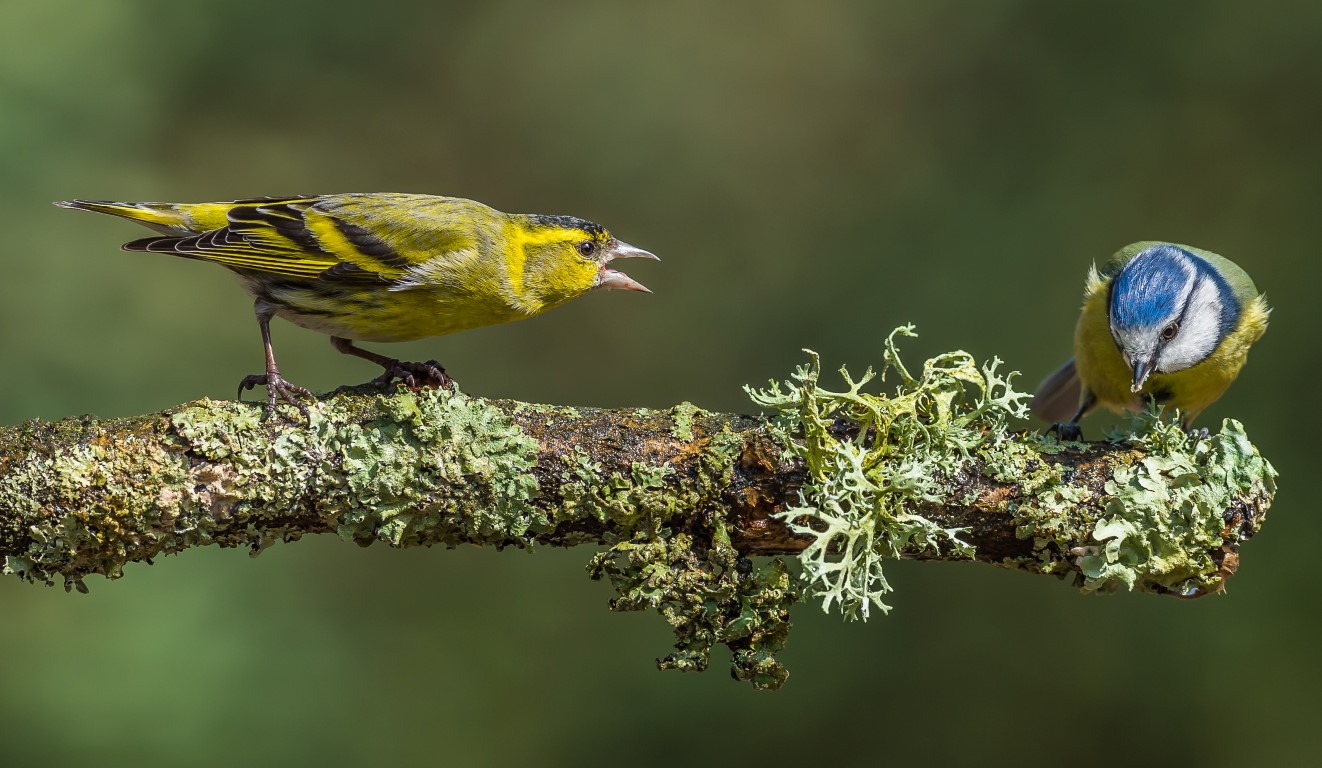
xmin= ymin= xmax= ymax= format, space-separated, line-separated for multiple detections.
xmin=1032 ymin=358 xmax=1082 ymax=423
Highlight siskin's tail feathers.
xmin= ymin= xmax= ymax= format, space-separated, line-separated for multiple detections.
xmin=55 ymin=199 xmax=204 ymax=237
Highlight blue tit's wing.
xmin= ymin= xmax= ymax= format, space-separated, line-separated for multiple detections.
xmin=1032 ymin=358 xmax=1083 ymax=423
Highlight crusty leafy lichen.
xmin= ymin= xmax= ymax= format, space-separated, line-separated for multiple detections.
xmin=558 ymin=450 xmax=676 ymax=532
xmin=746 ymin=326 xmax=1031 ymax=619
xmin=1 ymin=388 xmax=547 ymax=592
xmin=997 ymin=408 xmax=1275 ymax=597
xmin=589 ymin=519 xmax=797 ymax=690
xmin=0 ymin=415 xmax=189 ymax=594
xmin=1065 ymin=413 xmax=1272 ymax=596
xmin=170 ymin=389 xmax=544 ymax=551
xmin=571 ymin=415 xmax=797 ymax=687
xmin=669 ymin=401 xmax=701 ymax=441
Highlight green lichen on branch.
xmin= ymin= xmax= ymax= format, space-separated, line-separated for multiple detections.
xmin=569 ymin=416 xmax=795 ymax=686
xmin=589 ymin=520 xmax=797 ymax=690
xmin=0 ymin=333 xmax=1278 ymax=691
xmin=746 ymin=325 xmax=1030 ymax=619
xmin=745 ymin=326 xmax=1277 ymax=614
xmin=1041 ymin=413 xmax=1275 ymax=596
xmin=0 ymin=389 xmax=549 ymax=591
xmin=0 ymin=385 xmax=796 ymax=687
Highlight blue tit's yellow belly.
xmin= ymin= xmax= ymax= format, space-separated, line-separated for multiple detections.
xmin=1074 ymin=289 xmax=1269 ymax=422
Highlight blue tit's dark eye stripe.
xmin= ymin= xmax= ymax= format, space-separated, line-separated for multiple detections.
xmin=1191 ymin=254 xmax=1242 ymax=340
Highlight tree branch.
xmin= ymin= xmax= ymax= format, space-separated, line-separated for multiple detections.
xmin=0 ymin=343 xmax=1277 ymax=690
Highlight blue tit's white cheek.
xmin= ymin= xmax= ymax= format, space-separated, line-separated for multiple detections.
xmin=1156 ymin=277 xmax=1223 ymax=373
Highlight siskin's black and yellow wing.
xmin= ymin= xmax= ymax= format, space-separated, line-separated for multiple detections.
xmin=56 ymin=194 xmax=492 ymax=284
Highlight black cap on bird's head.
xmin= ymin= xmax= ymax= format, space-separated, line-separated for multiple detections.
xmin=1108 ymin=244 xmax=1238 ymax=392
xmin=528 ymin=214 xmax=607 ymax=239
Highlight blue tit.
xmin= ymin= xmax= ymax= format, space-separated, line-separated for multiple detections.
xmin=1033 ymin=241 xmax=1269 ymax=439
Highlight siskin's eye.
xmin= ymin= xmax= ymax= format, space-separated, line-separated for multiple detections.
xmin=576 ymin=241 xmax=596 ymax=257
xmin=1161 ymin=322 xmax=1179 ymax=341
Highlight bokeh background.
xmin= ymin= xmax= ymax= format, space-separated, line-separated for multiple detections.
xmin=3 ymin=1 xmax=1319 ymax=765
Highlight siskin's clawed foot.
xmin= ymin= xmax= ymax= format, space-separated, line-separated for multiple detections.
xmin=1046 ymin=421 xmax=1084 ymax=441
xmin=329 ymin=338 xmax=454 ymax=392
xmin=238 ymin=372 xmax=315 ymax=420
xmin=369 ymin=359 xmax=454 ymax=391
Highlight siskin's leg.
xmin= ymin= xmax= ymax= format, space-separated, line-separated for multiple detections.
xmin=330 ymin=337 xmax=453 ymax=390
xmin=238 ymin=307 xmax=314 ymax=418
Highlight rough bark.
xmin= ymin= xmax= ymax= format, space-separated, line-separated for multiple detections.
xmin=0 ymin=385 xmax=1276 ymax=689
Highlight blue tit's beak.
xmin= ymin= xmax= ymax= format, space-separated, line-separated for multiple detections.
xmin=597 ymin=240 xmax=658 ymax=293
xmin=1130 ymin=358 xmax=1155 ymax=393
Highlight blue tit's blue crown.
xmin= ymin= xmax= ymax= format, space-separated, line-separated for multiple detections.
xmin=1109 ymin=245 xmax=1188 ymax=330
xmin=1109 ymin=244 xmax=1239 ymax=336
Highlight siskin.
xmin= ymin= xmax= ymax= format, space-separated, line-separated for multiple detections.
xmin=57 ymin=194 xmax=658 ymax=414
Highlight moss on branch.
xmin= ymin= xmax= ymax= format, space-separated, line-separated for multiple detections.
xmin=0 ymin=332 xmax=1277 ymax=690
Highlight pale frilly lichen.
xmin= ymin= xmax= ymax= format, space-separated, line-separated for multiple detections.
xmin=746 ymin=326 xmax=1031 ymax=619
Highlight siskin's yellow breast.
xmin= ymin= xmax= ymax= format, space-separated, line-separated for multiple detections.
xmin=246 ymin=240 xmax=542 ymax=343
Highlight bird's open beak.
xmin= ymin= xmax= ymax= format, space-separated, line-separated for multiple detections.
xmin=598 ymin=267 xmax=651 ymax=293
xmin=1130 ymin=358 xmax=1155 ymax=393
xmin=605 ymin=240 xmax=659 ymax=264
xmin=597 ymin=240 xmax=658 ymax=293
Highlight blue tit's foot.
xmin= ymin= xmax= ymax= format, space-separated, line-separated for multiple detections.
xmin=238 ymin=371 xmax=314 ymax=421
xmin=1046 ymin=421 xmax=1084 ymax=441
xmin=1184 ymin=426 xmax=1212 ymax=442
xmin=370 ymin=359 xmax=454 ymax=391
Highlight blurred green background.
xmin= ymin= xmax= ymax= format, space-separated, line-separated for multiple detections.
xmin=3 ymin=1 xmax=1319 ymax=765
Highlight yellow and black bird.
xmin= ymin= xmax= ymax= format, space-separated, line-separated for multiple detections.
xmin=57 ymin=194 xmax=658 ymax=413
